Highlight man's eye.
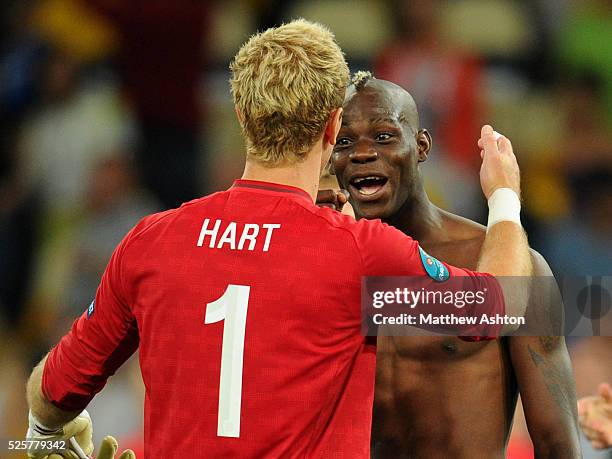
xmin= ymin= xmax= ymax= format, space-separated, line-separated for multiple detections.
xmin=376 ymin=133 xmax=393 ymax=142
xmin=336 ymin=137 xmax=352 ymax=146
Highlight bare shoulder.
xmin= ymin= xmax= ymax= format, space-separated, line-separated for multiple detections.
xmin=441 ymin=208 xmax=487 ymax=233
xmin=430 ymin=210 xmax=554 ymax=278
xmin=423 ymin=209 xmax=486 ymax=267
xmin=529 ymin=248 xmax=554 ymax=276
xmin=439 ymin=208 xmax=554 ymax=269
xmin=434 ymin=208 xmax=486 ymax=243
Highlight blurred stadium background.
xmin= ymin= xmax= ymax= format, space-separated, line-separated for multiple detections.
xmin=0 ymin=0 xmax=610 ymax=457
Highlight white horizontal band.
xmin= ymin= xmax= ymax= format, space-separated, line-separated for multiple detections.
xmin=487 ymin=188 xmax=521 ymax=230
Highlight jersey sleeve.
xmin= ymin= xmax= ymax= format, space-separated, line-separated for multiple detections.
xmin=353 ymin=219 xmax=505 ymax=337
xmin=42 ymin=226 xmax=140 ymax=412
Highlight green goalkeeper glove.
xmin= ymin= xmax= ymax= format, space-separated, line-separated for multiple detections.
xmin=27 ymin=410 xmax=94 ymax=458
xmin=45 ymin=436 xmax=136 ymax=459
xmin=27 ymin=410 xmax=135 ymax=459
xmin=94 ymin=436 xmax=135 ymax=459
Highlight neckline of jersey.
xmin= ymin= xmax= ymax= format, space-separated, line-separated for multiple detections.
xmin=231 ymin=179 xmax=314 ymax=204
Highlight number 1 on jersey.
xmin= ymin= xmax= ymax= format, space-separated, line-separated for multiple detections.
xmin=205 ymin=284 xmax=250 ymax=438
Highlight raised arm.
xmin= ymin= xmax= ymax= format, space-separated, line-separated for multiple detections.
xmin=476 ymin=126 xmax=533 ymax=329
xmin=509 ymin=251 xmax=581 ymax=458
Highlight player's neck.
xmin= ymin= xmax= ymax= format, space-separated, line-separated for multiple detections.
xmin=241 ymin=148 xmax=323 ymax=202
xmin=384 ymin=185 xmax=443 ymax=242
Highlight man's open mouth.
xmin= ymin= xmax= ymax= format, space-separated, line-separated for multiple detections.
xmin=349 ymin=175 xmax=389 ymax=199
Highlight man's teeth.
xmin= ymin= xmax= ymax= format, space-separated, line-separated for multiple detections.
xmin=353 ymin=176 xmax=381 ymax=184
xmin=358 ymin=184 xmax=382 ymax=195
xmin=351 ymin=176 xmax=386 ymax=196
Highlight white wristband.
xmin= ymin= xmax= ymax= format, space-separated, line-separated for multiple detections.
xmin=487 ymin=188 xmax=521 ymax=230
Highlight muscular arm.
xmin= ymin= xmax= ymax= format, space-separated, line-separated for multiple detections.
xmin=477 ymin=221 xmax=532 ymax=332
xmin=475 ymin=127 xmax=533 ymax=330
xmin=477 ymin=222 xmax=531 ymax=278
xmin=509 ymin=252 xmax=581 ymax=458
xmin=27 ymin=354 xmax=80 ymax=429
xmin=476 ymin=127 xmax=531 ymax=280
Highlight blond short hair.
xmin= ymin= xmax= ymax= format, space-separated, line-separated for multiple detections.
xmin=230 ymin=19 xmax=349 ymax=166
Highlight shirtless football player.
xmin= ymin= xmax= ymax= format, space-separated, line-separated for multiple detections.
xmin=326 ymin=72 xmax=582 ymax=458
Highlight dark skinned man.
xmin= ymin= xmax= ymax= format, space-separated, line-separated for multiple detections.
xmin=325 ymin=72 xmax=581 ymax=458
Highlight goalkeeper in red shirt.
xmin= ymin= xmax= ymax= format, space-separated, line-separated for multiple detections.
xmin=25 ymin=19 xmax=532 ymax=458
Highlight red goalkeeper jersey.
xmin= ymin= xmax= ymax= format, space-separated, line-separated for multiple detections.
xmin=43 ymin=179 xmax=503 ymax=458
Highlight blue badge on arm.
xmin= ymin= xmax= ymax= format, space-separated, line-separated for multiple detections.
xmin=87 ymin=299 xmax=95 ymax=318
xmin=418 ymin=247 xmax=450 ymax=282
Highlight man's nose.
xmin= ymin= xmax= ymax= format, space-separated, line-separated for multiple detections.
xmin=349 ymin=146 xmax=378 ymax=164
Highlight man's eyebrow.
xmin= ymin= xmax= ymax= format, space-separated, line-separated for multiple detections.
xmin=370 ymin=116 xmax=401 ymax=125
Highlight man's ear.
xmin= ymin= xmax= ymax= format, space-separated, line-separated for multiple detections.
xmin=235 ymin=106 xmax=244 ymax=124
xmin=324 ymin=107 xmax=343 ymax=146
xmin=416 ymin=129 xmax=432 ymax=163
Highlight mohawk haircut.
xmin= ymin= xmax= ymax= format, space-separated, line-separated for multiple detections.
xmin=351 ymin=71 xmax=375 ymax=90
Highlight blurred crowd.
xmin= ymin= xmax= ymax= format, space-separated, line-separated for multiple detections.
xmin=0 ymin=0 xmax=610 ymax=458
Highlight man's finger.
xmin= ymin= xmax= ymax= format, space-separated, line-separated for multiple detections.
xmin=316 ymin=189 xmax=338 ymax=204
xmin=577 ymin=401 xmax=586 ymax=416
xmin=480 ymin=125 xmax=499 ymax=157
xmin=578 ymin=396 xmax=597 ymax=415
xmin=478 ymin=131 xmax=506 ymax=154
xmin=97 ymin=436 xmax=119 ymax=459
xmin=316 ymin=189 xmax=350 ymax=212
xmin=62 ymin=418 xmax=90 ymax=438
xmin=119 ymin=449 xmax=136 ymax=459
xmin=591 ymin=439 xmax=608 ymax=450
xmin=580 ymin=423 xmax=604 ymax=441
xmin=497 ymin=136 xmax=513 ymax=156
xmin=598 ymin=383 xmax=612 ymax=402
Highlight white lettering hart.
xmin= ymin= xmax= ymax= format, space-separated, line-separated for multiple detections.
xmin=197 ymin=219 xmax=280 ymax=252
